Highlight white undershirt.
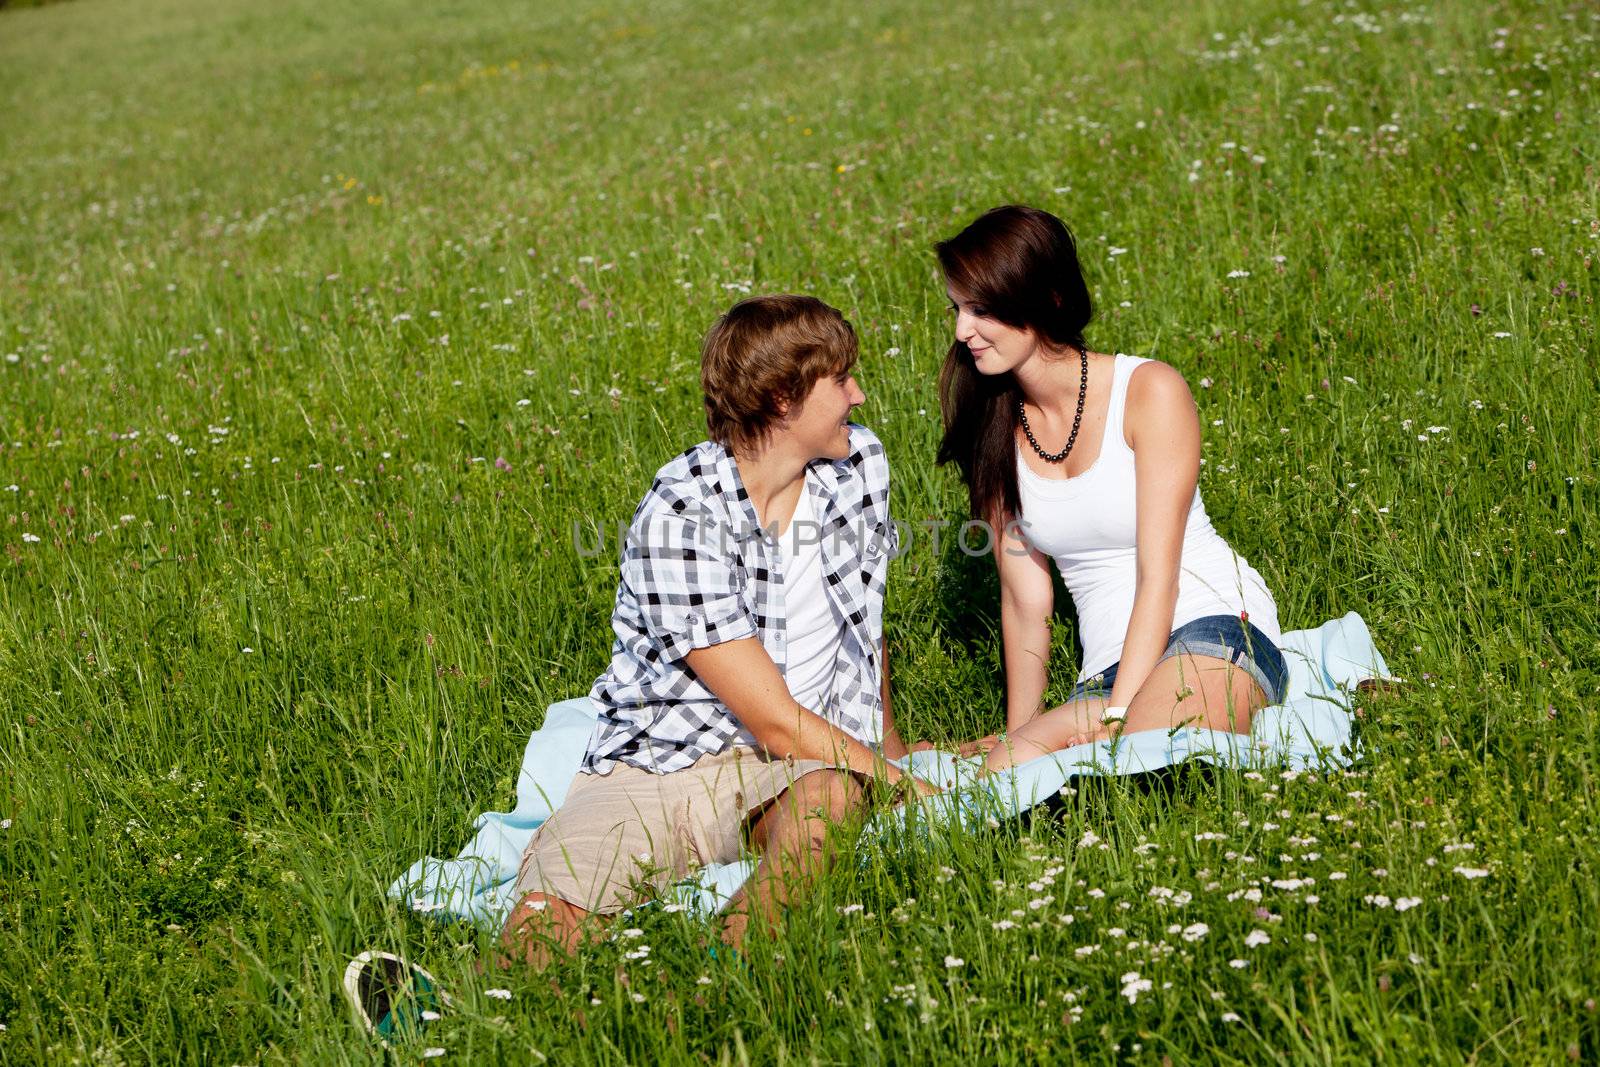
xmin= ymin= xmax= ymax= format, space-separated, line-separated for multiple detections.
xmin=778 ymin=489 xmax=842 ymax=713
xmin=1017 ymin=354 xmax=1281 ymax=680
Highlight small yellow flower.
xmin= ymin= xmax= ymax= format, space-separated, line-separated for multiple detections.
xmin=367 ymin=194 xmax=384 ymax=206
xmin=343 ymin=177 xmax=358 ymax=191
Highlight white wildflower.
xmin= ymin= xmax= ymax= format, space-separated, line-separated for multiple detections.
xmin=1120 ymin=972 xmax=1153 ymax=1004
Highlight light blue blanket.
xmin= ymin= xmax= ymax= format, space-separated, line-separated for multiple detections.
xmin=388 ymin=611 xmax=1390 ymax=928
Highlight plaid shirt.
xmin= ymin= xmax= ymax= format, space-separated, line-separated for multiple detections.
xmin=583 ymin=424 xmax=896 ymax=775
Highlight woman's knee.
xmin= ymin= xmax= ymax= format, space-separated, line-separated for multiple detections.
xmin=1129 ymin=653 xmax=1261 ymax=731
xmin=1176 ymin=655 xmax=1263 ymax=728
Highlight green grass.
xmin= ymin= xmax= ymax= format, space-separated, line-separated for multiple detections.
xmin=2 ymin=0 xmax=1598 ymax=1060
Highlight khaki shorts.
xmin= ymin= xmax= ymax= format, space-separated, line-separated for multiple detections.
xmin=514 ymin=746 xmax=849 ymax=914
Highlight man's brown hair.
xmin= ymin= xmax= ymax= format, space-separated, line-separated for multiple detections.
xmin=700 ymin=294 xmax=858 ymax=454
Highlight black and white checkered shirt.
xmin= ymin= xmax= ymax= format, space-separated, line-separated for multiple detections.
xmin=583 ymin=424 xmax=897 ymax=775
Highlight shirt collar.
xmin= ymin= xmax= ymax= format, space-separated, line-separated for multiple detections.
xmin=710 ymin=441 xmax=846 ymax=544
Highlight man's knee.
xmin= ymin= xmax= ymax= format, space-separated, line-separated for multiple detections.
xmin=790 ymin=768 xmax=867 ymax=820
xmin=761 ymin=770 xmax=867 ymax=862
xmin=500 ymin=892 xmax=582 ymax=947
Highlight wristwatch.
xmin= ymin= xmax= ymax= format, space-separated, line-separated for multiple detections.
xmin=1100 ymin=705 xmax=1129 ymax=724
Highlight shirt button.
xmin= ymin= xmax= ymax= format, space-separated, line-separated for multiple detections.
xmin=685 ymin=613 xmax=700 ymax=626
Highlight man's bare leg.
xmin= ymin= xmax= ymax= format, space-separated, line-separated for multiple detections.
xmin=720 ymin=769 xmax=867 ymax=949
xmin=493 ymin=892 xmax=606 ymax=971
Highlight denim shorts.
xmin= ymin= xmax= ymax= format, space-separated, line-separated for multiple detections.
xmin=1068 ymin=614 xmax=1288 ymax=707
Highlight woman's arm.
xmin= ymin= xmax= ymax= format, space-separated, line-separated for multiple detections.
xmin=1105 ymin=362 xmax=1202 ymax=710
xmin=996 ymin=513 xmax=1056 ymax=732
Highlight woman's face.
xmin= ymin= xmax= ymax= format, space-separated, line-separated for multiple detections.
xmin=946 ymin=288 xmax=1043 ymax=376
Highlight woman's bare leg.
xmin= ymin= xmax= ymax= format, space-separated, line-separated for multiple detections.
xmin=1097 ymin=653 xmax=1266 ymax=743
xmin=981 ymin=654 xmax=1266 ymax=772
xmin=980 ymin=695 xmax=1111 ymax=773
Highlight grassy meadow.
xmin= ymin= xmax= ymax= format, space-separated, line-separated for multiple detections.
xmin=2 ymin=0 xmax=1598 ymax=1060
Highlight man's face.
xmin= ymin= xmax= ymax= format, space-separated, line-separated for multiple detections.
xmin=782 ymin=368 xmax=866 ymax=461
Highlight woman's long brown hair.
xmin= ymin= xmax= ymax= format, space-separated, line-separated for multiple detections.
xmin=935 ymin=205 xmax=1094 ymax=525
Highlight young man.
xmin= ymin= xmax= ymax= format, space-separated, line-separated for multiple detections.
xmin=347 ymin=295 xmax=933 ymax=1039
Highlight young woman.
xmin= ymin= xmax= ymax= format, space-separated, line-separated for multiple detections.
xmin=934 ymin=206 xmax=1289 ymax=773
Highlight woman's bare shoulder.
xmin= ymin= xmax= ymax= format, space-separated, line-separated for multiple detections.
xmin=1124 ymin=358 xmax=1198 ymax=441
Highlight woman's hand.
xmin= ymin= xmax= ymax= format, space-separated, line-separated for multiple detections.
xmin=904 ymin=735 xmax=1002 ymax=756
xmin=905 ymin=734 xmax=1005 ymax=757
xmin=954 ymin=733 xmax=1003 ymax=757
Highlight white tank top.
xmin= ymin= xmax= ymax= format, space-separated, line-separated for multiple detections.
xmin=777 ymin=488 xmax=843 ymax=712
xmin=1016 ymin=354 xmax=1281 ymax=682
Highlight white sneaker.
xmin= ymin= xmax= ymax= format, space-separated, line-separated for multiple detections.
xmin=342 ymin=950 xmax=452 ymax=1047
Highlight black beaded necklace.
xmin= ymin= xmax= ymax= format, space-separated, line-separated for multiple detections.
xmin=1018 ymin=344 xmax=1089 ymax=464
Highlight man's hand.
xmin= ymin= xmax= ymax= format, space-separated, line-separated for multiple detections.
xmin=884 ymin=767 xmax=942 ymax=804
